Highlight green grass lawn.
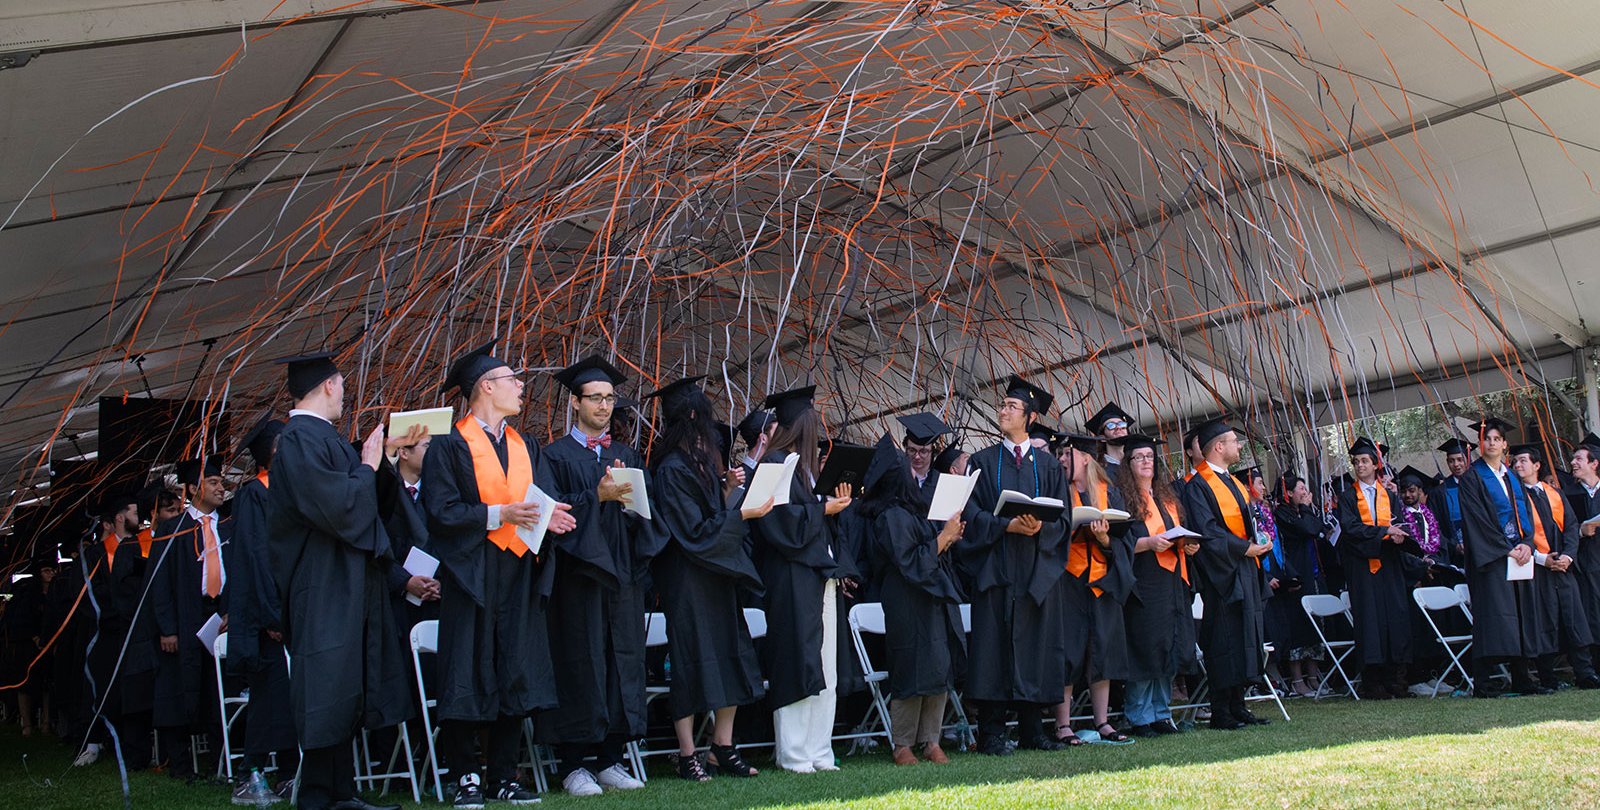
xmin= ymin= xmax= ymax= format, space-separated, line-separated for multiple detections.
xmin=6 ymin=691 xmax=1600 ymax=808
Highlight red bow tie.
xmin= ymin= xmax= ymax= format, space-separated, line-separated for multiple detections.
xmin=586 ymin=434 xmax=612 ymax=450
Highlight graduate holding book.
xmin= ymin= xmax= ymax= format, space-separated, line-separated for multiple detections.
xmin=954 ymin=375 xmax=1073 ymax=756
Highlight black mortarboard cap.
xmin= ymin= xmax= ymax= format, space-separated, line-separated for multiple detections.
xmin=1437 ymin=438 xmax=1476 ymax=455
xmin=641 ymin=375 xmax=706 ymax=406
xmin=1085 ymin=401 xmax=1134 ymax=435
xmin=736 ymin=409 xmax=775 ymax=445
xmin=1348 ymin=437 xmax=1381 ymax=459
xmin=552 ymin=354 xmax=627 ymax=395
xmin=1028 ymin=422 xmax=1059 ymax=443
xmin=897 ymin=413 xmax=951 ymax=445
xmin=1396 ymin=465 xmax=1432 ymax=488
xmin=1468 ymin=417 xmax=1517 ymax=438
xmin=615 ymin=395 xmax=639 ymax=410
xmin=714 ymin=421 xmax=735 ymax=468
xmin=1231 ymin=465 xmax=1262 ymax=486
xmin=440 ymin=339 xmax=509 ymax=397
xmin=1578 ymin=432 xmax=1600 ymax=454
xmin=240 ymin=416 xmax=283 ymax=465
xmin=764 ymin=385 xmax=816 ymax=428
xmin=175 ymin=457 xmax=223 ymax=486
xmin=1059 ymin=430 xmax=1101 ymax=454
xmin=1003 ymin=375 xmax=1054 ymax=415
xmin=1119 ymin=433 xmax=1165 ymax=454
xmin=1508 ymin=443 xmax=1543 ymax=461
xmin=1193 ymin=419 xmax=1234 ymax=450
xmin=933 ymin=443 xmax=965 ymax=474
xmin=275 ymin=351 xmax=340 ymax=400
xmin=864 ymin=432 xmax=904 ymax=492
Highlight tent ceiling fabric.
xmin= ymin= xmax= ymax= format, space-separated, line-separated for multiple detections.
xmin=1 ymin=0 xmax=1597 ymax=503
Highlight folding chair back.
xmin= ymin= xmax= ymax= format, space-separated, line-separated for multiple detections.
xmin=1412 ymin=587 xmax=1474 ymax=696
xmin=410 ymin=621 xmax=446 ymax=801
xmin=743 ymin=607 xmax=768 ymax=640
xmin=844 ymin=603 xmax=894 ymax=751
xmin=958 ymin=603 xmax=972 ymax=634
xmin=212 ymin=632 xmax=249 ymax=780
xmin=1300 ymin=594 xmax=1360 ymax=699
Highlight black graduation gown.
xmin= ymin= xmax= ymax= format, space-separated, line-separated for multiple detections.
xmin=423 ymin=425 xmax=574 ymax=723
xmin=377 ymin=465 xmax=440 ymax=655
xmin=268 ymin=414 xmax=412 ymax=750
xmin=1180 ymin=471 xmax=1266 ymax=690
xmin=150 ymin=512 xmax=230 ymax=728
xmin=1123 ymin=503 xmax=1198 ymax=682
xmin=1269 ymin=503 xmax=1326 ymax=653
xmin=1430 ymin=476 xmax=1468 ymax=568
xmin=953 ymin=443 xmax=1070 ymax=705
xmin=1060 ymin=485 xmax=1133 ymax=684
xmin=1458 ymin=461 xmax=1551 ymax=660
xmin=80 ymin=537 xmax=155 ymax=718
xmin=223 ymin=476 xmax=297 ymax=755
xmin=537 ymin=435 xmax=662 ymax=744
xmin=749 ymin=452 xmax=841 ymax=708
xmin=1526 ymin=485 xmax=1590 ymax=651
xmin=871 ymin=506 xmax=965 ymax=699
xmin=1335 ymin=487 xmax=1413 ymax=666
xmin=1567 ymin=483 xmax=1600 ymax=644
xmin=828 ymin=507 xmax=870 ymax=699
xmin=651 ymin=452 xmax=765 ymax=718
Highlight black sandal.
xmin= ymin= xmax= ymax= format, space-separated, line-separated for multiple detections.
xmin=676 ymin=753 xmax=712 ymax=782
xmin=1096 ymin=722 xmax=1129 ymax=742
xmin=1055 ymin=724 xmax=1086 ymax=746
xmin=708 ymin=744 xmax=759 ymax=777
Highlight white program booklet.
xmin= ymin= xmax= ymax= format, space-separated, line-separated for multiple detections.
xmin=610 ymin=467 xmax=651 ymax=520
xmin=1507 ymin=555 xmax=1534 ymax=581
xmin=516 ymin=483 xmax=557 ymax=556
xmin=388 ymin=406 xmax=455 ymax=438
xmin=927 ymin=469 xmax=981 ymax=522
xmin=197 ymin=612 xmax=224 ymax=656
xmin=1162 ymin=526 xmax=1204 ymax=540
xmin=402 ymin=547 xmax=440 ymax=606
xmin=743 ymin=453 xmax=800 ymax=509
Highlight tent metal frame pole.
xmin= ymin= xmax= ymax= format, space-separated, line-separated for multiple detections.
xmin=1582 ymin=345 xmax=1600 ymax=433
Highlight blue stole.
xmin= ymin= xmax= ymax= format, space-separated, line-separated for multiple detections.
xmin=1471 ymin=459 xmax=1532 ymax=540
xmin=1442 ymin=478 xmax=1462 ymax=524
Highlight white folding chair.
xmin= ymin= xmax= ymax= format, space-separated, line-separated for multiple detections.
xmin=623 ymin=612 xmax=674 ymax=780
xmin=353 ymin=723 xmax=419 ymax=803
xmin=211 ymin=632 xmax=249 ymax=780
xmin=946 ymin=605 xmax=974 ymax=749
xmin=410 ymin=620 xmax=448 ymax=802
xmin=743 ymin=607 xmax=767 ymax=641
xmin=1248 ymin=644 xmax=1291 ymax=721
xmin=1413 ymin=587 xmax=1475 ymax=696
xmin=844 ymin=603 xmax=895 ymax=752
xmin=1454 ymin=583 xmax=1473 ymax=618
xmin=1301 ymin=594 xmax=1361 ymax=700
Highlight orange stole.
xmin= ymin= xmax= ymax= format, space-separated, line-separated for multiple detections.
xmin=1141 ymin=491 xmax=1188 ymax=585
xmin=1067 ymin=481 xmax=1111 ymax=596
xmin=256 ymin=469 xmax=270 ymax=489
xmin=136 ymin=527 xmax=153 ymax=559
xmin=1355 ymin=482 xmax=1393 ymax=573
xmin=102 ymin=531 xmax=118 ymax=568
xmin=457 ymin=416 xmax=535 ymax=556
xmin=1197 ymin=465 xmax=1258 ymax=568
xmin=1529 ymin=482 xmax=1566 ymax=554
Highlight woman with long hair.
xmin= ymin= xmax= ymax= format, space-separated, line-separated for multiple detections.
xmin=858 ymin=434 xmax=966 ymax=766
xmin=1052 ymin=432 xmax=1134 ymax=744
xmin=749 ymin=386 xmax=853 ymax=773
xmin=1272 ymin=475 xmax=1328 ymax=697
xmin=646 ymin=377 xmax=773 ymax=781
xmin=1116 ymin=435 xmax=1199 ymax=736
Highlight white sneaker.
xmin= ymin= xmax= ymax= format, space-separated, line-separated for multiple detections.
xmin=813 ymin=760 xmax=840 ymax=772
xmin=596 ymin=763 xmax=644 ymax=790
xmin=73 ymin=744 xmax=101 ymax=767
xmin=562 ymin=768 xmax=603 ymax=797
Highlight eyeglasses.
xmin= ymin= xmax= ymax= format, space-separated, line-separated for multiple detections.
xmin=1103 ymin=419 xmax=1129 ymax=430
xmin=1128 ymin=452 xmax=1156 ymax=462
xmin=998 ymin=400 xmax=1027 ymax=413
xmin=579 ymin=394 xmax=619 ymax=406
xmin=905 ymin=446 xmax=934 ymax=457
xmin=482 ymin=373 xmax=523 ymax=386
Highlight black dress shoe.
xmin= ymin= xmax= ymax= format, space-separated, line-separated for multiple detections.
xmin=1208 ymin=716 xmax=1246 ymax=731
xmin=1017 ymin=734 xmax=1066 ymax=751
xmin=330 ymin=798 xmax=402 ymax=810
xmin=1129 ymin=724 xmax=1157 ymax=738
xmin=976 ymin=734 xmax=1012 ymax=756
xmin=1577 ymin=674 xmax=1600 ymax=690
xmin=1236 ymin=710 xmax=1270 ymax=726
xmin=1472 ymin=685 xmax=1506 ymax=699
xmin=1150 ymin=720 xmax=1182 ymax=735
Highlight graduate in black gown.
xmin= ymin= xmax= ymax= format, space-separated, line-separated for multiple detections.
xmin=1456 ymin=418 xmax=1553 ymax=698
xmin=1180 ymin=420 xmax=1271 ymax=730
xmin=1114 ymin=435 xmax=1197 ymax=737
xmin=748 ymin=386 xmax=853 ymax=773
xmin=78 ymin=493 xmax=154 ymax=770
xmin=1431 ymin=439 xmax=1475 ymax=569
xmin=1509 ymin=444 xmax=1600 ymax=689
xmin=419 ymin=340 xmax=580 ymax=807
xmin=1334 ymin=438 xmax=1415 ymax=698
xmin=1271 ymin=475 xmax=1329 ymax=697
xmin=1567 ymin=434 xmax=1600 ymax=666
xmin=225 ymin=417 xmax=300 ymax=801
xmin=735 ymin=409 xmax=776 ymax=486
xmin=644 ymin=376 xmax=769 ymax=782
xmin=267 ymin=353 xmax=410 ymax=810
xmin=538 ymin=355 xmax=659 ymax=796
xmin=898 ymin=413 xmax=951 ymax=508
xmin=377 ymin=425 xmax=441 ymax=668
xmin=859 ymin=434 xmax=965 ymax=766
xmin=955 ymin=376 xmax=1071 ymax=755
xmin=150 ymin=456 xmax=230 ymax=780
xmin=1086 ymin=402 xmax=1134 ymax=473
xmin=1051 ymin=431 xmax=1133 ymax=744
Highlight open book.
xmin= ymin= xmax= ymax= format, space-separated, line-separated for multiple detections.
xmin=742 ymin=453 xmax=800 ymax=509
xmin=927 ymin=469 xmax=981 ymax=522
xmin=1070 ymin=505 xmax=1132 ymax=531
xmin=994 ymin=490 xmax=1066 ymax=522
